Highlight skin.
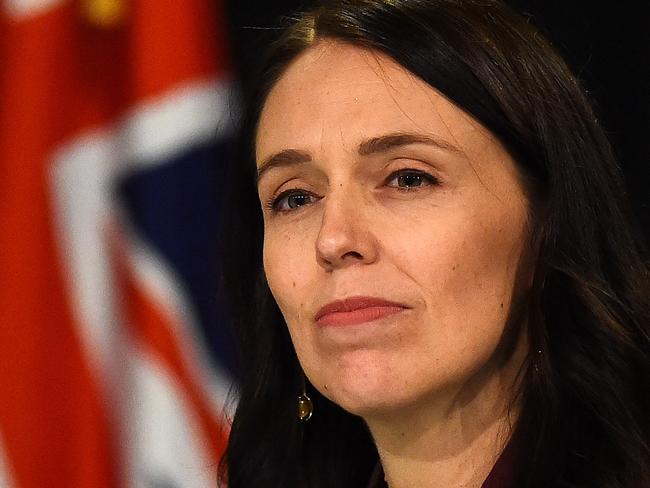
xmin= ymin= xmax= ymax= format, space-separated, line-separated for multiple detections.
xmin=256 ymin=41 xmax=534 ymax=488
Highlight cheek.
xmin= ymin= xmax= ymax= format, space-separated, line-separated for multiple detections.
xmin=263 ymin=237 xmax=324 ymax=388
xmin=262 ymin=229 xmax=313 ymax=325
xmin=396 ymin=204 xmax=529 ymax=355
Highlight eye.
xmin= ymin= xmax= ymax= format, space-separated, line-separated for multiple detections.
xmin=385 ymin=169 xmax=439 ymax=190
xmin=268 ymin=189 xmax=318 ymax=212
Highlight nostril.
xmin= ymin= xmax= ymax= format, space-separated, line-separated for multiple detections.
xmin=343 ymin=251 xmax=363 ymax=260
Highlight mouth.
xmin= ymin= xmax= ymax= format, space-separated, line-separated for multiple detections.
xmin=315 ymin=296 xmax=408 ymax=327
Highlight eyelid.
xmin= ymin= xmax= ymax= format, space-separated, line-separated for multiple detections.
xmin=265 ymin=187 xmax=319 ymax=213
xmin=383 ymin=166 xmax=441 ymax=187
xmin=259 ymin=175 xmax=307 ymax=208
xmin=384 ymin=155 xmax=443 ymax=173
xmin=384 ymin=152 xmax=445 ymax=171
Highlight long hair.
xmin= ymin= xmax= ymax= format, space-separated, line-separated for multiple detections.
xmin=217 ymin=1 xmax=650 ymax=487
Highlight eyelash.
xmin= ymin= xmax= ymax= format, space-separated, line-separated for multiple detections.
xmin=265 ymin=188 xmax=318 ymax=213
xmin=265 ymin=169 xmax=440 ymax=213
xmin=386 ymin=169 xmax=440 ymax=191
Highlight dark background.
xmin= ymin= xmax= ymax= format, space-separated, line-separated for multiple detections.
xmin=224 ymin=0 xmax=650 ymax=243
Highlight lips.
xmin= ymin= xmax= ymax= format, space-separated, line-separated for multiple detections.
xmin=315 ymin=296 xmax=407 ymax=327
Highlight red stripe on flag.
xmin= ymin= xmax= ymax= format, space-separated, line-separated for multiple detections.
xmin=111 ymin=230 xmax=229 ymax=466
xmin=0 ymin=0 xmax=233 ymax=486
xmin=1 ymin=0 xmax=229 ymax=149
xmin=0 ymin=6 xmax=120 ymax=488
xmin=128 ymin=0 xmax=230 ymax=101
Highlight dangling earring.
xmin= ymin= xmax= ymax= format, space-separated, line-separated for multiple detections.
xmin=297 ymin=375 xmax=313 ymax=422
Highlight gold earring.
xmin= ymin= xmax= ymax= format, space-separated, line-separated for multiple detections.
xmin=297 ymin=376 xmax=313 ymax=422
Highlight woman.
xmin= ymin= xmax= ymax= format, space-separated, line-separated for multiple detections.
xmin=217 ymin=1 xmax=650 ymax=487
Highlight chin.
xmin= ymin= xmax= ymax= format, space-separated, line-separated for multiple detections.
xmin=331 ymin=383 xmax=421 ymax=419
xmin=312 ymin=353 xmax=419 ymax=417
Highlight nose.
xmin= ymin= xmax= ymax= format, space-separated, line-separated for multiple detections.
xmin=315 ymin=188 xmax=378 ymax=271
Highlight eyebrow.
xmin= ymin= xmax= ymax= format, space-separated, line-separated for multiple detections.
xmin=256 ymin=131 xmax=462 ymax=183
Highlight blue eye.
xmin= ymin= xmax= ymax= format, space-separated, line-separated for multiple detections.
xmin=386 ymin=169 xmax=439 ymax=189
xmin=270 ymin=189 xmax=317 ymax=212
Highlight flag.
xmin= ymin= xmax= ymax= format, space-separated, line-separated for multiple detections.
xmin=0 ymin=0 xmax=236 ymax=486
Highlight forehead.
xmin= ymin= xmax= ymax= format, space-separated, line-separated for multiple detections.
xmin=256 ymin=41 xmax=487 ymax=165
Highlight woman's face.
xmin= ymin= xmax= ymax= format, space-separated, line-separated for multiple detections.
xmin=256 ymin=41 xmax=533 ymax=417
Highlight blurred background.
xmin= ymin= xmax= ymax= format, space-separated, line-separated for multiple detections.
xmin=0 ymin=1 xmax=647 ymax=487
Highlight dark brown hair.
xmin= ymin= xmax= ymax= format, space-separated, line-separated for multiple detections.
xmin=218 ymin=1 xmax=650 ymax=487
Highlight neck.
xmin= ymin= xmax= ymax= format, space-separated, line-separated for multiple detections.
xmin=364 ymin=335 xmax=526 ymax=488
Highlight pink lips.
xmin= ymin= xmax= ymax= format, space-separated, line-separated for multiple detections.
xmin=315 ymin=296 xmax=407 ymax=327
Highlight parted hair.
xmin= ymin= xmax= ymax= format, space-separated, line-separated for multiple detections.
xmin=217 ymin=1 xmax=650 ymax=487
